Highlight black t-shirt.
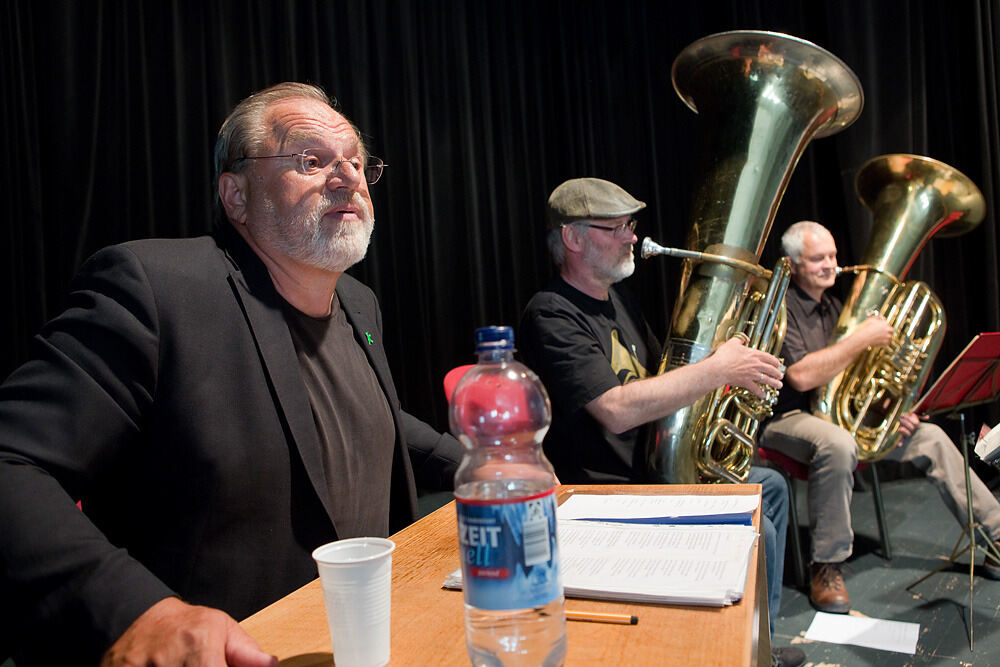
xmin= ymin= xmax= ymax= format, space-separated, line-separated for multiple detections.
xmin=773 ymin=281 xmax=843 ymax=415
xmin=518 ymin=277 xmax=660 ymax=483
xmin=284 ymin=293 xmax=395 ymax=538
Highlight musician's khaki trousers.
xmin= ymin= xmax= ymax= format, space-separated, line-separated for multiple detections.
xmin=761 ymin=410 xmax=1000 ymax=563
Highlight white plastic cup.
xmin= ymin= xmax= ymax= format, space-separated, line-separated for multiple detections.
xmin=312 ymin=537 xmax=396 ymax=667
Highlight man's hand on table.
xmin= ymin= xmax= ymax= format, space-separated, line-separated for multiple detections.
xmin=100 ymin=597 xmax=278 ymax=667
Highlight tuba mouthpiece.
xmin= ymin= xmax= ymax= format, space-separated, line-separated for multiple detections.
xmin=640 ymin=237 xmax=662 ymax=259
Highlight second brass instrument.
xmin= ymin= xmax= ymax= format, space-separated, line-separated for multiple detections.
xmin=811 ymin=154 xmax=985 ymax=461
xmin=644 ymin=30 xmax=863 ymax=484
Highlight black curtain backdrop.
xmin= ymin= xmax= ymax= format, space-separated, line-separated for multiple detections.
xmin=3 ymin=0 xmax=1000 ymax=477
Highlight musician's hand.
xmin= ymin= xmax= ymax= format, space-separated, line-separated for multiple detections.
xmin=898 ymin=412 xmax=922 ymax=439
xmin=712 ymin=336 xmax=783 ymax=399
xmin=100 ymin=597 xmax=277 ymax=667
xmin=853 ymin=314 xmax=894 ymax=348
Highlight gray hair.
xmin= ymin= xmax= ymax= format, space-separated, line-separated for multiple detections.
xmin=781 ymin=220 xmax=831 ymax=262
xmin=546 ymin=222 xmax=593 ymax=267
xmin=546 ymin=226 xmax=567 ymax=266
xmin=213 ymin=82 xmax=366 ymax=185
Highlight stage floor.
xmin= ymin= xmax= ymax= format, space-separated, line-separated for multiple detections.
xmin=775 ymin=471 xmax=1000 ymax=666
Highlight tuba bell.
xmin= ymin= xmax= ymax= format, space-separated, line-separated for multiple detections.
xmin=644 ymin=30 xmax=863 ymax=484
xmin=811 ymin=154 xmax=985 ymax=461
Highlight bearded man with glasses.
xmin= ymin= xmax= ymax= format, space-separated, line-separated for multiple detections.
xmin=518 ymin=177 xmax=805 ymax=667
xmin=0 ymin=82 xmax=461 ymax=666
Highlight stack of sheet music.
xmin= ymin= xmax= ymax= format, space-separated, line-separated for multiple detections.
xmin=976 ymin=423 xmax=1000 ymax=465
xmin=445 ymin=493 xmax=759 ymax=607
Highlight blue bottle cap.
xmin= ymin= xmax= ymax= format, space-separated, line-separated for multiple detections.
xmin=474 ymin=325 xmax=514 ymax=351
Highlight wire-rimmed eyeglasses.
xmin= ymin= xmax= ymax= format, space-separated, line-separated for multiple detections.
xmin=236 ymin=148 xmax=387 ymax=184
xmin=575 ymin=218 xmax=638 ymax=239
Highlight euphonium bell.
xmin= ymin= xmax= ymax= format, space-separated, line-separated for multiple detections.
xmin=644 ymin=30 xmax=863 ymax=484
xmin=811 ymin=154 xmax=985 ymax=461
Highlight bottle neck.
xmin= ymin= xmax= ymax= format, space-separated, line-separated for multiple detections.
xmin=476 ymin=348 xmax=513 ymax=364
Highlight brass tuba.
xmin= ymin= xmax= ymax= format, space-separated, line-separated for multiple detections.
xmin=644 ymin=30 xmax=863 ymax=484
xmin=811 ymin=154 xmax=985 ymax=461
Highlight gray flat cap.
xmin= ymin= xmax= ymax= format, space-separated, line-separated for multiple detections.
xmin=546 ymin=178 xmax=646 ymax=229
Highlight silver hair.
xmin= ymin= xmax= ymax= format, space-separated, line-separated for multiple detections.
xmin=781 ymin=220 xmax=831 ymax=262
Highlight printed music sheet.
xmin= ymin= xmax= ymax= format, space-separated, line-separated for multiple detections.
xmin=445 ymin=493 xmax=760 ymax=606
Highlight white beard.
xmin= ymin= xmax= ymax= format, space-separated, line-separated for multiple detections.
xmin=583 ymin=241 xmax=635 ymax=285
xmin=258 ymin=190 xmax=374 ymax=272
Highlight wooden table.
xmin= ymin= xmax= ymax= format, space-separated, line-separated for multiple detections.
xmin=241 ymin=484 xmax=769 ymax=666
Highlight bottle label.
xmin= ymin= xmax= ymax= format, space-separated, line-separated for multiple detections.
xmin=456 ymin=488 xmax=561 ymax=610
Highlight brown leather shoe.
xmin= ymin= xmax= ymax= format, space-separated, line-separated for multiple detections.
xmin=810 ymin=561 xmax=850 ymax=613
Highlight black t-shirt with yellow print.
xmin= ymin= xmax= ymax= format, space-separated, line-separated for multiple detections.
xmin=518 ymin=276 xmax=661 ymax=483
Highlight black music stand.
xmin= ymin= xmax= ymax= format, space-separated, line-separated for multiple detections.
xmin=905 ymin=332 xmax=1000 ymax=651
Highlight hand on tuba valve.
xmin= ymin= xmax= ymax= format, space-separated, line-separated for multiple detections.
xmin=711 ymin=337 xmax=784 ymax=399
xmin=853 ymin=312 xmax=895 ymax=349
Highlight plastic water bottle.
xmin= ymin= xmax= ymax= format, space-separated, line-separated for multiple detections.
xmin=450 ymin=326 xmax=566 ymax=667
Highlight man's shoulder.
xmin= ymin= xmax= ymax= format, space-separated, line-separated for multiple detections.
xmin=523 ymin=288 xmax=570 ymax=315
xmin=119 ymin=235 xmax=218 ymax=252
xmin=75 ymin=235 xmax=226 ymax=285
xmin=523 ymin=278 xmax=589 ymax=316
xmin=100 ymin=235 xmax=224 ymax=271
xmin=521 ymin=282 xmax=591 ymax=343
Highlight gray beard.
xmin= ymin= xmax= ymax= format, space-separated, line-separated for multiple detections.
xmin=583 ymin=242 xmax=635 ymax=285
xmin=259 ymin=191 xmax=374 ymax=272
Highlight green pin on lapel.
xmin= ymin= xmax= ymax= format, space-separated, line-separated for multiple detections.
xmin=365 ymin=332 xmax=374 ymax=345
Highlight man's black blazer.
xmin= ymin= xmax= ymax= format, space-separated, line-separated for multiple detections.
xmin=0 ymin=224 xmax=461 ymax=664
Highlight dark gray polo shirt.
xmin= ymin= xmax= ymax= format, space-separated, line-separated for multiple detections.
xmin=773 ymin=281 xmax=843 ymax=415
